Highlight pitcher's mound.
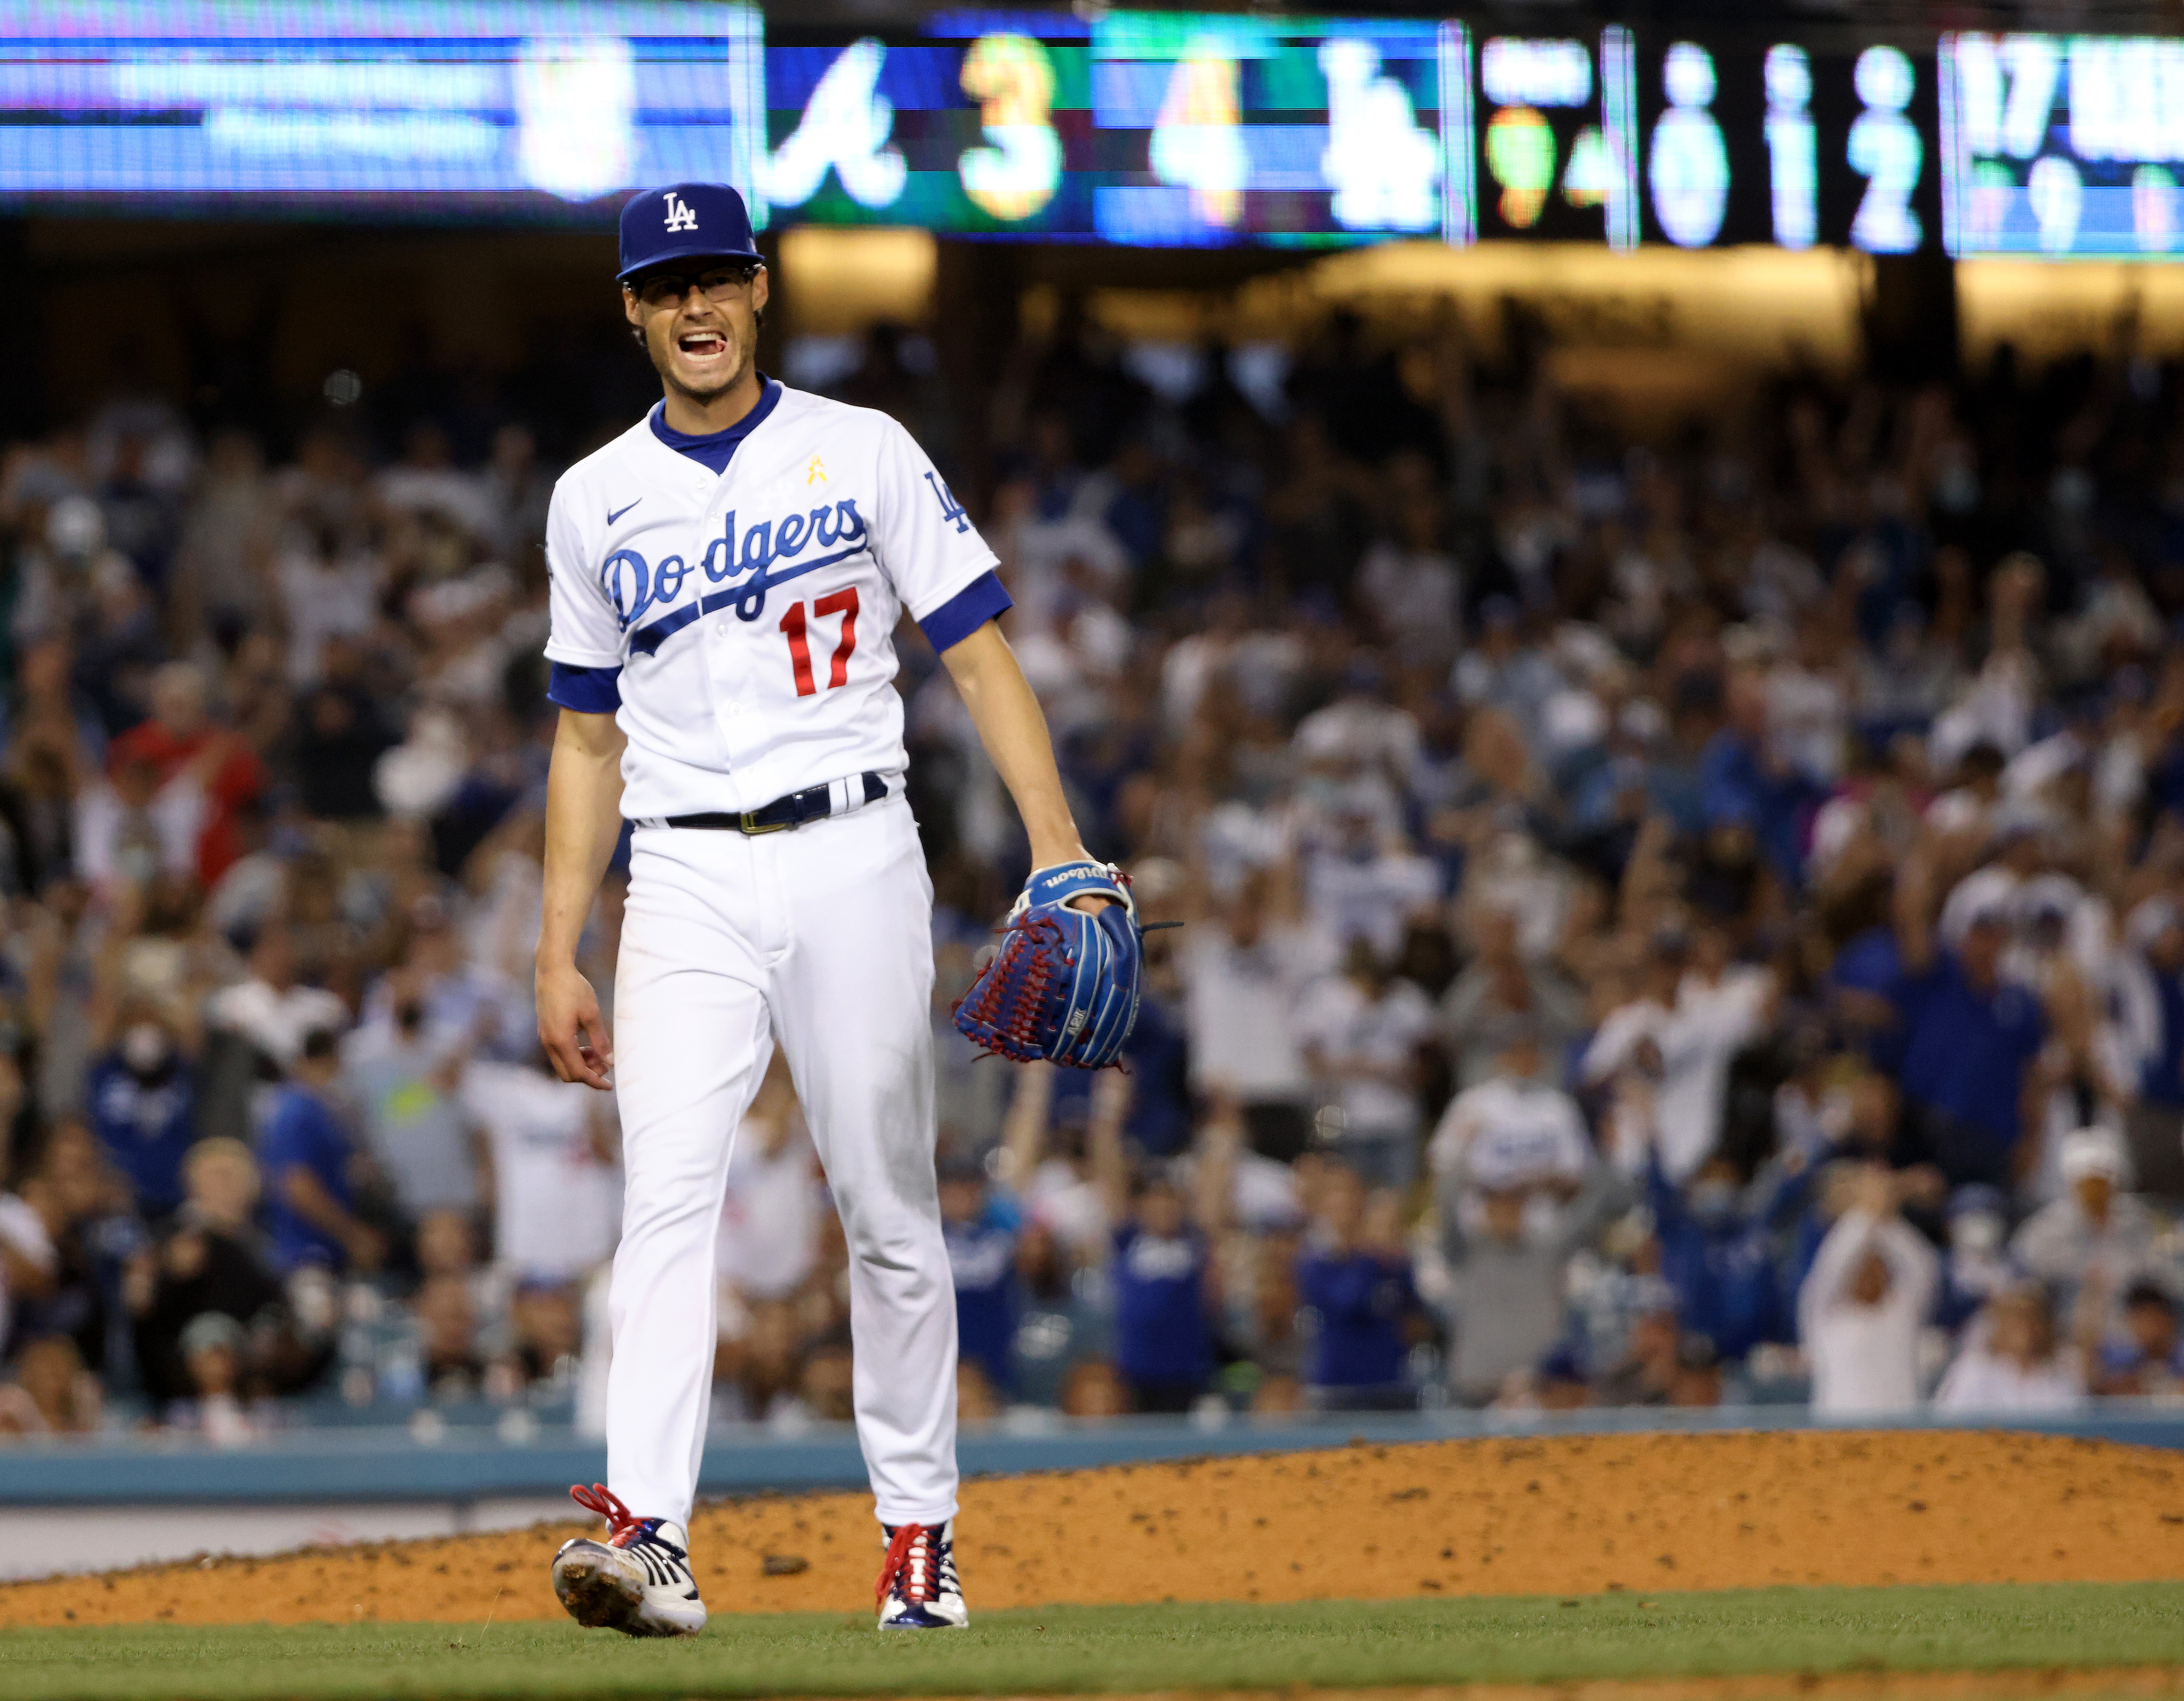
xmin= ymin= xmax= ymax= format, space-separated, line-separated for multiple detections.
xmin=8 ymin=1430 xmax=2183 ymax=1628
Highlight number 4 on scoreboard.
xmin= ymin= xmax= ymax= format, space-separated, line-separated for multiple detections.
xmin=778 ymin=588 xmax=860 ymax=697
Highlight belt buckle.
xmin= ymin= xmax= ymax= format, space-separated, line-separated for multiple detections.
xmin=739 ymin=810 xmax=792 ymax=835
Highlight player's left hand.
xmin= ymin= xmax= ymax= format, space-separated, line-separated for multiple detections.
xmin=1031 ymin=848 xmax=1119 ymax=913
xmin=955 ymin=860 xmax=1144 ymax=1069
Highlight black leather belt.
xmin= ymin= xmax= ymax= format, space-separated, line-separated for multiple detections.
xmin=663 ymin=771 xmax=890 ymax=835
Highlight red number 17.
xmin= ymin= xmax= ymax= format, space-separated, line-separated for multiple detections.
xmin=778 ymin=588 xmax=860 ymax=698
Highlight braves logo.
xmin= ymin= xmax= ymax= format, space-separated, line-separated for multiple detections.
xmin=600 ymin=498 xmax=871 ymax=656
xmin=662 ymin=191 xmax=699 ymax=232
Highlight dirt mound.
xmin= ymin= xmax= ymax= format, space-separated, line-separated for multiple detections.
xmin=5 ymin=1429 xmax=2182 ymax=1629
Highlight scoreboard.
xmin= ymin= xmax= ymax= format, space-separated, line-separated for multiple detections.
xmin=1939 ymin=33 xmax=2184 ymax=256
xmin=0 ymin=5 xmax=2166 ymax=257
xmin=0 ymin=0 xmax=765 ymax=208
xmin=758 ymin=19 xmax=1945 ymax=256
xmin=1084 ymin=13 xmax=1453 ymax=249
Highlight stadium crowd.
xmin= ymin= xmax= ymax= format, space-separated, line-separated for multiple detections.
xmin=2 ymin=289 xmax=2183 ymax=1442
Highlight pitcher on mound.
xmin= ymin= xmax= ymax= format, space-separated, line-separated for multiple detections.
xmin=535 ymin=183 xmax=1100 ymax=1637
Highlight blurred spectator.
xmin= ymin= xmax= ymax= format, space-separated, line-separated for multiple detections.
xmin=1431 ymin=1014 xmax=1590 ymax=1199
xmin=170 ymin=1310 xmax=252 ymax=1443
xmin=105 ymin=662 xmax=266 ymax=886
xmin=1442 ymin=904 xmax=1583 ymax=1091
xmin=1296 ymin=939 xmax=1437 ymax=1189
xmin=1934 ymin=1284 xmax=2085 ymax=1412
xmin=1094 ymin=1077 xmax=1222 ymax=1413
xmin=1 ymin=1334 xmax=99 ymax=1433
xmin=75 ymin=748 xmax=198 ymax=897
xmin=2114 ymin=894 xmax=2184 ymax=1200
xmin=939 ymin=1149 xmax=1021 ymax=1399
xmin=1180 ymin=865 xmax=1331 ymax=1163
xmin=83 ymin=1003 xmax=197 ymax=1217
xmin=1296 ymin=1164 xmax=1421 ymax=1408
xmin=956 ymin=1356 xmax=1002 ymax=1426
xmin=1799 ymin=1166 xmax=1940 ymax=1415
xmin=463 ymin=1050 xmax=619 ymax=1284
xmin=1011 ymin=1217 xmax=1105 ymax=1408
xmin=126 ymin=1137 xmax=289 ymax=1409
xmin=3 ymin=1120 xmax=123 ymax=1422
xmin=2092 ymin=1282 xmax=2184 ymax=1397
xmin=259 ymin=1028 xmax=382 ymax=1275
xmin=719 ymin=1296 xmax=806 ymax=1426
xmin=1590 ymin=1297 xmax=1707 ymax=1409
xmin=206 ymin=923 xmax=348 ymax=1074
xmin=413 ymin=1273 xmax=483 ymax=1400
xmin=2011 ymin=1126 xmax=2161 ymax=1333
xmin=1938 ymin=1183 xmax=2017 ymax=1331
xmin=1437 ymin=1140 xmax=1632 ymax=1406
xmin=997 ymin=1067 xmax=1109 ymax=1267
xmin=1117 ymin=864 xmax=1193 ymax=1158
xmin=1889 ymin=850 xmax=2050 ymax=1189
xmin=347 ymin=992 xmax=483 ymax=1241
xmin=1057 ymin=1357 xmax=1130 ymax=1420
xmin=1299 ymin=785 xmax=1439 ymax=960
xmin=506 ymin=1278 xmax=583 ymax=1390
xmin=291 ymin=643 xmax=398 ymax=823
xmin=355 ymin=895 xmax=528 ymax=1063
xmin=1583 ymin=921 xmax=1774 ymax=1182
xmin=0 ymin=1152 xmax=59 ymax=1352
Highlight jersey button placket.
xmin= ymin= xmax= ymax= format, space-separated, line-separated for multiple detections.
xmin=707 ymin=625 xmax=742 ymax=755
xmin=699 ymin=492 xmax=746 ymax=763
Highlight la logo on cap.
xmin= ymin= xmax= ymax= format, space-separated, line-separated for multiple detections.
xmin=663 ymin=191 xmax=698 ymax=232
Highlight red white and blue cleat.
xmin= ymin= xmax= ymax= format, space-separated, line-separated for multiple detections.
xmin=875 ymin=1519 xmax=968 ymax=1628
xmin=551 ymin=1483 xmax=707 ymax=1637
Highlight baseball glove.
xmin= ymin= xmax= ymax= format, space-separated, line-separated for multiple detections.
xmin=953 ymin=860 xmax=1144 ymax=1069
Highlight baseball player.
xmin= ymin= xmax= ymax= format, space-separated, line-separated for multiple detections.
xmin=537 ymin=183 xmax=1106 ymax=1637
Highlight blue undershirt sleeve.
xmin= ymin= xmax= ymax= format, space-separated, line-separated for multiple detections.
xmin=546 ymin=661 xmax=624 ymax=713
xmin=916 ymin=570 xmax=1014 ymax=653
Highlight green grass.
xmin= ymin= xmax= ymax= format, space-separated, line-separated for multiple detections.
xmin=0 ymin=1584 xmax=2180 ymax=1700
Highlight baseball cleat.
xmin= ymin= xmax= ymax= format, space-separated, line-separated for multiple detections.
xmin=552 ymin=1483 xmax=707 ymax=1637
xmin=875 ymin=1518 xmax=967 ymax=1629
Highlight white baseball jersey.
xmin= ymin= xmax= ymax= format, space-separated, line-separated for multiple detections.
xmin=543 ymin=380 xmax=1005 ymax=818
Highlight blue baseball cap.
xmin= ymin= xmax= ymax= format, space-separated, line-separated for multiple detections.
xmin=617 ymin=183 xmax=762 ymax=283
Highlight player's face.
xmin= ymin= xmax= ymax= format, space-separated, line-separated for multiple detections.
xmin=623 ymin=261 xmax=770 ymax=403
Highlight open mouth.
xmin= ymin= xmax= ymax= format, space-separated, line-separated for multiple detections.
xmin=677 ymin=329 xmax=729 ymax=361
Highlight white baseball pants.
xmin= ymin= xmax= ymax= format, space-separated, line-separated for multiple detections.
xmin=604 ymin=796 xmax=958 ymax=1529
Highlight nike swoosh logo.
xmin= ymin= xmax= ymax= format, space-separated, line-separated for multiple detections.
xmin=607 ymin=499 xmax=642 ymax=525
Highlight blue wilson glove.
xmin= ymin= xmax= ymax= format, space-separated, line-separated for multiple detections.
xmin=953 ymin=860 xmax=1143 ymax=1069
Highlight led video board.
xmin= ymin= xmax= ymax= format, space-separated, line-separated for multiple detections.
xmin=1468 ymin=30 xmax=1638 ymax=247
xmin=758 ymin=13 xmax=1092 ymax=237
xmin=0 ymin=0 xmax=763 ymax=212
xmin=1085 ymin=12 xmax=1458 ymax=247
xmin=1940 ymin=33 xmax=2184 ymax=256
xmin=758 ymin=17 xmax=1942 ymax=253
xmin=758 ymin=12 xmax=1457 ymax=247
xmin=1465 ymin=32 xmax=1937 ymax=254
xmin=0 ymin=5 xmax=2149 ymax=257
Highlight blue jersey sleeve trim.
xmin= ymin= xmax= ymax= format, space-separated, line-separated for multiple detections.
xmin=917 ymin=571 xmax=1013 ymax=653
xmin=547 ymin=661 xmax=624 ymax=713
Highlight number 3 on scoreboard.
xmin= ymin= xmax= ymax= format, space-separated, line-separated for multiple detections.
xmin=778 ymin=588 xmax=860 ymax=697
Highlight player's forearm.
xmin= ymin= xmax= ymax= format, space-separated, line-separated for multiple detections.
xmin=537 ymin=708 xmax=628 ymax=968
xmin=940 ymin=621 xmax=1086 ymax=868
